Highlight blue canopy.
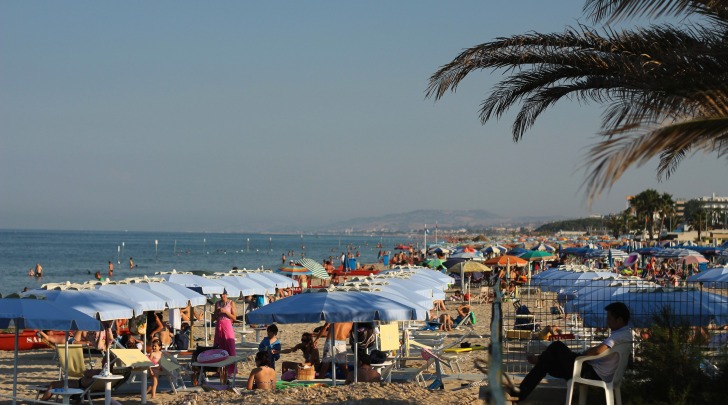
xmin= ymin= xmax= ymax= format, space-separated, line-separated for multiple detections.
xmin=581 ymin=287 xmax=728 ymax=327
xmin=247 ymin=290 xmax=426 ymax=324
xmin=0 ymin=297 xmax=101 ymax=331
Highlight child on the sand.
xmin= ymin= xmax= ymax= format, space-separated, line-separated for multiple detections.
xmin=147 ymin=339 xmax=162 ymax=398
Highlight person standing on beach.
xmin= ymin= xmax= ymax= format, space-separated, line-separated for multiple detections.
xmin=314 ymin=322 xmax=353 ymax=380
xmin=214 ymin=290 xmax=237 ymax=379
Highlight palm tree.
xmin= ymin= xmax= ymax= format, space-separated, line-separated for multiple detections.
xmin=630 ymin=189 xmax=662 ymax=240
xmin=657 ymin=192 xmax=676 ymax=234
xmin=426 ymin=0 xmax=728 ymax=201
xmin=605 ymin=208 xmax=637 ymax=238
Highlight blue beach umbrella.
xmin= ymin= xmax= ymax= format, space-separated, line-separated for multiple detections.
xmin=23 ymin=288 xmax=143 ymax=320
xmin=247 ymin=290 xmax=426 ymax=324
xmin=0 ymin=297 xmax=101 ymax=405
xmin=581 ymin=287 xmax=728 ymax=327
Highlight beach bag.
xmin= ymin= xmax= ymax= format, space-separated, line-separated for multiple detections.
xmin=281 ymin=369 xmax=297 ymax=381
xmin=129 ymin=314 xmax=147 ymax=335
xmin=350 ymin=323 xmax=376 ymax=350
xmin=370 ymin=349 xmax=388 ymax=365
xmin=174 ymin=330 xmax=190 ymax=350
xmin=197 ymin=349 xmax=229 ymax=364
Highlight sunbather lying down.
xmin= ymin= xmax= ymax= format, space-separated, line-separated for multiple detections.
xmin=531 ymin=325 xmax=563 ymax=341
xmin=40 ymin=369 xmax=103 ymax=401
xmin=439 ymin=305 xmax=471 ymax=331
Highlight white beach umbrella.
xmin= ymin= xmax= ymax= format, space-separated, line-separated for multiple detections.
xmin=157 ymin=270 xmax=226 ymax=295
xmin=128 ymin=279 xmax=207 ymax=307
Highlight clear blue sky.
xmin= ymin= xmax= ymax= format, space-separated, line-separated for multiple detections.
xmin=1 ymin=1 xmax=725 ymax=232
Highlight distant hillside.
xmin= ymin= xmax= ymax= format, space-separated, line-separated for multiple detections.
xmin=535 ymin=217 xmax=606 ymax=234
xmin=312 ymin=209 xmax=503 ymax=233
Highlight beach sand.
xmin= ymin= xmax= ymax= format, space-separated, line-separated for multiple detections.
xmin=0 ymin=299 xmax=497 ymax=404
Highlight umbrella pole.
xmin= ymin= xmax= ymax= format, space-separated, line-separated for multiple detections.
xmin=12 ymin=323 xmax=18 ymax=405
xmin=64 ymin=332 xmax=69 ymax=390
xmin=330 ymin=331 xmax=336 ymax=386
xmin=354 ymin=322 xmax=358 ymax=383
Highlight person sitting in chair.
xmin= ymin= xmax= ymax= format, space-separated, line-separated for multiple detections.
xmin=345 ymin=353 xmax=381 ymax=384
xmin=438 ymin=305 xmax=471 ymax=331
xmin=511 ymin=302 xmax=632 ymax=401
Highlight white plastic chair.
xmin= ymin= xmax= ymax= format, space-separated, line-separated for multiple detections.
xmin=565 ymin=341 xmax=632 ymax=405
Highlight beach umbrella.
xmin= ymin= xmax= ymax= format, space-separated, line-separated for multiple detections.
xmin=428 ymin=247 xmax=451 ymax=255
xmin=652 ymin=248 xmax=702 ymax=258
xmin=581 ymin=287 xmax=728 ymax=327
xmin=446 ymin=261 xmax=492 ymax=274
xmin=128 ymin=279 xmax=208 ymax=307
xmin=215 ymin=275 xmax=269 ymax=296
xmin=585 ymin=249 xmax=629 ymax=260
xmin=249 ymin=288 xmax=426 ymax=385
xmin=241 ymin=272 xmax=295 ymax=290
xmin=157 ymin=271 xmax=226 ymax=295
xmin=519 ymin=250 xmax=555 ymax=261
xmin=532 ymin=243 xmax=556 ymax=252
xmin=449 ymin=251 xmax=485 ymax=260
xmin=0 ymin=297 xmax=101 ymax=405
xmin=23 ymin=288 xmax=142 ymax=320
xmin=276 ymin=265 xmax=312 ymax=276
xmin=296 ymin=258 xmax=331 ymax=280
xmin=541 ymin=271 xmax=615 ymax=293
xmin=201 ymin=275 xmax=243 ymax=298
xmin=94 ymin=283 xmax=168 ymax=312
xmin=687 ymin=266 xmax=728 ymax=285
xmin=447 ymin=261 xmax=492 ymax=294
xmin=383 ymin=267 xmax=454 ymax=287
xmin=482 ymin=245 xmax=508 ymax=255
xmin=247 ymin=289 xmax=426 ymax=324
xmin=506 ymin=247 xmax=529 ymax=257
xmin=679 ymin=255 xmax=709 ymax=266
xmin=374 ymin=277 xmax=446 ymax=300
xmin=484 ymin=255 xmax=528 ymax=267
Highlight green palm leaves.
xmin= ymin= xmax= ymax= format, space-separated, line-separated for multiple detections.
xmin=427 ymin=0 xmax=728 ymax=202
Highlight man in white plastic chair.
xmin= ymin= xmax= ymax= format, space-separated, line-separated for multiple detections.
xmin=512 ymin=302 xmax=632 ymax=401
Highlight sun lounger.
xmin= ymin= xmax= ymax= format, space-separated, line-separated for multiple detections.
xmin=110 ymin=348 xmax=156 ymax=404
xmin=390 ymin=357 xmax=436 ymax=386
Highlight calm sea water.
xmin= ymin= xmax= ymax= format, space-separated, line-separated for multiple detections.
xmin=0 ymin=230 xmax=409 ymax=296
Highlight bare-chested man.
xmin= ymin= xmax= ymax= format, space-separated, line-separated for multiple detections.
xmin=314 ymin=322 xmax=353 ymax=380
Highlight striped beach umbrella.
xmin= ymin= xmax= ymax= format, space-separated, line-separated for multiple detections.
xmin=276 ymin=265 xmax=312 ymax=276
xmin=297 ymin=258 xmax=331 ymax=279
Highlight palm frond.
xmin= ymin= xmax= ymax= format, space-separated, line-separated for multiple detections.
xmin=583 ymin=0 xmax=722 ymax=22
xmin=584 ymin=115 xmax=728 ymax=202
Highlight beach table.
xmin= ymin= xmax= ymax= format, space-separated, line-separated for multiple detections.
xmin=92 ymin=373 xmax=124 ymax=405
xmin=49 ymin=387 xmax=84 ymax=405
xmin=110 ymin=349 xmax=156 ymax=405
xmin=191 ymin=355 xmax=249 ymax=387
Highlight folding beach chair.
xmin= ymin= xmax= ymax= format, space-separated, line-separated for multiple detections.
xmin=389 ymin=357 xmax=436 ymax=386
xmin=159 ymin=353 xmax=191 ymax=393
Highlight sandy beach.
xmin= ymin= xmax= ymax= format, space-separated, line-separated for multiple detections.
xmin=0 ymin=298 xmax=495 ymax=404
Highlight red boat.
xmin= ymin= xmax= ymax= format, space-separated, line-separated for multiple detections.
xmin=0 ymin=330 xmax=51 ymax=351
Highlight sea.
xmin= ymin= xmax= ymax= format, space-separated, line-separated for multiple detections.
xmin=0 ymin=229 xmax=410 ymax=296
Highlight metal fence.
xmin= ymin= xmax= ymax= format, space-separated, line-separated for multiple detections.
xmin=496 ymin=267 xmax=728 ymax=375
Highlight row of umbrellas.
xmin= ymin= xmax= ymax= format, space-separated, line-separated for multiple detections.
xmin=531 ymin=267 xmax=728 ymax=328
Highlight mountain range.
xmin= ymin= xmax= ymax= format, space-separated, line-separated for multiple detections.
xmin=293 ymin=209 xmax=563 ymax=234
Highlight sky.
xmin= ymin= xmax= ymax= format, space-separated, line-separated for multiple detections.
xmin=1 ymin=1 xmax=725 ymax=232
